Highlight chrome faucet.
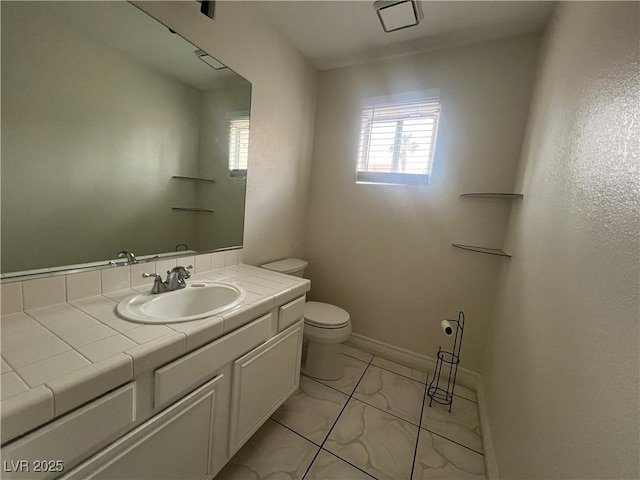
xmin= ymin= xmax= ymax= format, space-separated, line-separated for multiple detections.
xmin=166 ymin=265 xmax=192 ymax=291
xmin=142 ymin=265 xmax=192 ymax=294
xmin=118 ymin=250 xmax=138 ymax=265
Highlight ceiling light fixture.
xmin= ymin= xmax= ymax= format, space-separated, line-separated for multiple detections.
xmin=374 ymin=0 xmax=422 ymax=33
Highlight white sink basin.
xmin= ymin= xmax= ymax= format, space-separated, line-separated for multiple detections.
xmin=117 ymin=282 xmax=246 ymax=324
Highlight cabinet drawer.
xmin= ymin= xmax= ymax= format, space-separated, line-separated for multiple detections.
xmin=1 ymin=383 xmax=136 ymax=480
xmin=154 ymin=313 xmax=272 ymax=408
xmin=278 ymin=296 xmax=305 ymax=331
xmin=229 ymin=320 xmax=303 ymax=455
xmin=62 ymin=375 xmax=224 ymax=480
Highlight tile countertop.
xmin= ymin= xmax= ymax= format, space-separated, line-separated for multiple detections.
xmin=0 ymin=264 xmax=310 ymax=444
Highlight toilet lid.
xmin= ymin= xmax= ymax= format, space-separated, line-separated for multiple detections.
xmin=304 ymin=301 xmax=350 ymax=328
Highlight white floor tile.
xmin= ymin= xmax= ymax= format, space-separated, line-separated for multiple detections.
xmin=354 ymin=365 xmax=425 ymax=425
xmin=412 ymin=429 xmax=485 ymax=479
xmin=371 ymin=356 xmax=428 ymax=383
xmin=216 ymin=419 xmax=318 ymax=480
xmin=311 ymin=354 xmax=368 ymax=396
xmin=272 ymin=376 xmax=348 ymax=444
xmin=305 ymin=450 xmax=375 ymax=480
xmin=325 ymin=398 xmax=418 ymax=480
xmin=421 ymin=395 xmax=483 ymax=453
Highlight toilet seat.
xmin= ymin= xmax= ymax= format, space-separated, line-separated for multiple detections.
xmin=304 ymin=301 xmax=350 ymax=329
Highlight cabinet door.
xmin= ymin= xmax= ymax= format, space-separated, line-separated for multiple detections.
xmin=63 ymin=375 xmax=224 ymax=480
xmin=229 ymin=321 xmax=303 ymax=455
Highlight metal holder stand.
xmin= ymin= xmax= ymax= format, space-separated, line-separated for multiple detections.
xmin=427 ymin=311 xmax=465 ymax=412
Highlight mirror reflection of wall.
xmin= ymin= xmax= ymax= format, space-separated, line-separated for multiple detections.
xmin=0 ymin=1 xmax=251 ymax=275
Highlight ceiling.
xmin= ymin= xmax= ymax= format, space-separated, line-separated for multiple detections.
xmin=252 ymin=1 xmax=557 ymax=70
xmin=42 ymin=2 xmax=246 ymax=90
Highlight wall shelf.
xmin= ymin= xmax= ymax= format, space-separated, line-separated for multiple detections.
xmin=172 ymin=175 xmax=216 ymax=183
xmin=172 ymin=207 xmax=215 ymax=213
xmin=460 ymin=193 xmax=522 ymax=199
xmin=452 ymin=244 xmax=511 ymax=258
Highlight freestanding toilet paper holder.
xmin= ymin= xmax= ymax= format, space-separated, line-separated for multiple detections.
xmin=427 ymin=310 xmax=465 ymax=412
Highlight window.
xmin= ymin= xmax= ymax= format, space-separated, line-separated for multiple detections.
xmin=228 ymin=115 xmax=250 ymax=178
xmin=356 ymin=96 xmax=440 ymax=186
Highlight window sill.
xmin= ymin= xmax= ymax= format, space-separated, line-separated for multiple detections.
xmin=356 ymin=171 xmax=429 ymax=186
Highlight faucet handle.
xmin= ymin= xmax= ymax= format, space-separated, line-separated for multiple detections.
xmin=142 ymin=272 xmax=167 ymax=294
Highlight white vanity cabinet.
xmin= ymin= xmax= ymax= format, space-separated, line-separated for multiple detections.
xmin=229 ymin=320 xmax=304 ymax=455
xmin=52 ymin=297 xmax=307 ymax=479
xmin=62 ymin=375 xmax=224 ymax=480
xmin=1 ymin=383 xmax=136 ymax=480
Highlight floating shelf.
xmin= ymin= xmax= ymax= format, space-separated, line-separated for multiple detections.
xmin=172 ymin=175 xmax=216 ymax=183
xmin=452 ymin=244 xmax=511 ymax=257
xmin=172 ymin=207 xmax=215 ymax=213
xmin=460 ymin=193 xmax=523 ymax=199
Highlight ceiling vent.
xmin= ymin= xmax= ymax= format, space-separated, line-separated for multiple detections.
xmin=374 ymin=0 xmax=422 ymax=33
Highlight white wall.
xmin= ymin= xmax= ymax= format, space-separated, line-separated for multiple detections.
xmin=135 ymin=1 xmax=318 ymax=267
xmin=304 ymin=35 xmax=540 ymax=372
xmin=482 ymin=2 xmax=639 ymax=478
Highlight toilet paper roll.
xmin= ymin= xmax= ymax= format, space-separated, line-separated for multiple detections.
xmin=441 ymin=320 xmax=454 ymax=336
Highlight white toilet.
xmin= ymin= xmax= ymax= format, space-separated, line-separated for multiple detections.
xmin=260 ymin=258 xmax=351 ymax=380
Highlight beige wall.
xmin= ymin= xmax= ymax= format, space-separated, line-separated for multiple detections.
xmin=135 ymin=1 xmax=318 ymax=267
xmin=482 ymin=2 xmax=639 ymax=478
xmin=304 ymin=35 xmax=540 ymax=371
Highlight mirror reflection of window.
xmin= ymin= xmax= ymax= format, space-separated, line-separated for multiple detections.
xmin=228 ymin=113 xmax=250 ymax=178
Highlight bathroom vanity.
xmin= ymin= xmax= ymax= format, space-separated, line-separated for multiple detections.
xmin=0 ymin=253 xmax=309 ymax=479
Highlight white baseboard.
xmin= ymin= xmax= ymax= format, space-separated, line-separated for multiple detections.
xmin=346 ymin=332 xmax=480 ymax=390
xmin=345 ymin=332 xmax=499 ymax=479
xmin=476 ymin=382 xmax=500 ymax=479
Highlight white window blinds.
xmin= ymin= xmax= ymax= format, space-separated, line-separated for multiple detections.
xmin=357 ymin=98 xmax=440 ymax=186
xmin=228 ymin=116 xmax=250 ymax=173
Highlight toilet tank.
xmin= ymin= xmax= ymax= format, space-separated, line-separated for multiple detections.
xmin=260 ymin=258 xmax=308 ymax=277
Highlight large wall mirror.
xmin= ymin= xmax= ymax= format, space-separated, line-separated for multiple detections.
xmin=1 ymin=1 xmax=251 ymax=276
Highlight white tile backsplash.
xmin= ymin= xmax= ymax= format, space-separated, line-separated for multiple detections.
xmin=1 ymin=282 xmax=23 ymax=315
xmin=66 ymin=270 xmax=101 ymax=302
xmin=194 ymin=253 xmax=212 ymax=274
xmin=22 ymin=276 xmax=66 ymax=310
xmin=155 ymin=258 xmax=177 ymax=277
xmin=101 ymin=266 xmax=130 ymax=293
xmin=224 ymin=249 xmax=239 ymax=266
xmin=212 ymin=251 xmax=226 ymax=269
xmin=130 ymin=263 xmax=155 ymax=288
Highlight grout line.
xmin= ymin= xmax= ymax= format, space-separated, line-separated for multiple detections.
xmin=347 ymin=396 xmax=422 ymax=428
xmin=419 ymin=426 xmax=484 ymax=456
xmin=410 ymin=371 xmax=430 ymax=479
xmin=321 ymin=449 xmax=379 ymax=480
xmin=301 ymin=351 xmax=375 ymax=479
xmin=269 ymin=417 xmax=323 ymax=448
xmin=422 ymin=376 xmax=484 ymax=455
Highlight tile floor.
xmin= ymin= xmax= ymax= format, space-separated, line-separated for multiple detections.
xmin=216 ymin=345 xmax=486 ymax=480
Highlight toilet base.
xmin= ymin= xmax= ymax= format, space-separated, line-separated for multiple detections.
xmin=302 ymin=341 xmax=344 ymax=381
